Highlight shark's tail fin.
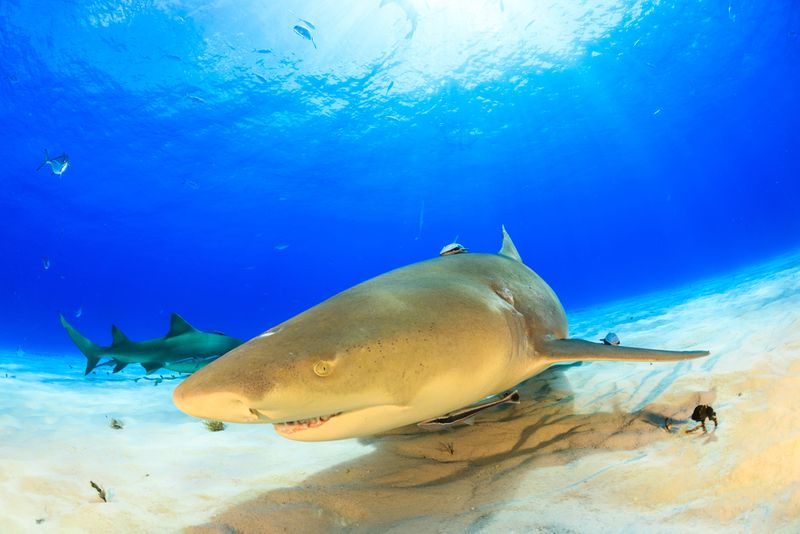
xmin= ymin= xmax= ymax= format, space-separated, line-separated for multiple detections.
xmin=36 ymin=149 xmax=49 ymax=171
xmin=59 ymin=313 xmax=103 ymax=375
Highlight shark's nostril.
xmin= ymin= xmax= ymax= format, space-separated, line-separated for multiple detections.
xmin=173 ymin=386 xmax=261 ymax=423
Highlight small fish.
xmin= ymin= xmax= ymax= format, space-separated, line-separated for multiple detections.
xmin=386 ymin=80 xmax=394 ymax=95
xmin=288 ymin=10 xmax=316 ymax=30
xmin=37 ymin=149 xmax=69 ymax=175
xmin=75 ymin=307 xmax=83 ymax=318
xmin=439 ymin=243 xmax=468 ymax=256
xmin=274 ymin=244 xmax=289 ymax=251
xmin=41 ymin=256 xmax=50 ymax=270
xmin=601 ymin=332 xmax=621 ymax=346
xmin=298 ymin=18 xmax=316 ymax=30
xmin=293 ymin=25 xmax=317 ymax=49
xmin=380 ymin=0 xmax=418 ymax=39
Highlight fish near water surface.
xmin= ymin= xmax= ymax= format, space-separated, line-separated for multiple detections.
xmin=292 ymin=25 xmax=317 ymax=48
xmin=173 ymin=227 xmax=709 ymax=442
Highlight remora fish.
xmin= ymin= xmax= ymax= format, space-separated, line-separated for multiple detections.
xmin=37 ymin=149 xmax=69 ymax=175
xmin=60 ymin=313 xmax=243 ymax=375
xmin=173 ymin=227 xmax=709 ymax=442
xmin=418 ymin=390 xmax=520 ymax=429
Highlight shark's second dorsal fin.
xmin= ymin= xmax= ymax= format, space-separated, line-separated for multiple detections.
xmin=167 ymin=313 xmax=196 ymax=337
xmin=498 ymin=225 xmax=522 ymax=262
xmin=111 ymin=325 xmax=129 ymax=346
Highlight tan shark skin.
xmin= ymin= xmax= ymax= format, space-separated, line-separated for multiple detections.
xmin=173 ymin=228 xmax=709 ymax=441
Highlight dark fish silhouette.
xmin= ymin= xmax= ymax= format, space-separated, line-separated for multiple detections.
xmin=293 ymin=25 xmax=317 ymax=49
xmin=297 ymin=18 xmax=316 ymax=30
xmin=37 ymin=149 xmax=69 ymax=175
xmin=379 ymin=0 xmax=418 ymax=39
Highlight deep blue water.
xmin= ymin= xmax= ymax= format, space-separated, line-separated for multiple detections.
xmin=1 ymin=1 xmax=798 ymax=354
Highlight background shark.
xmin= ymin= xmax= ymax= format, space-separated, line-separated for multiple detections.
xmin=59 ymin=313 xmax=243 ymax=375
xmin=36 ymin=149 xmax=69 ymax=175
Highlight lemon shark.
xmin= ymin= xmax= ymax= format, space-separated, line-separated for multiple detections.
xmin=173 ymin=228 xmax=709 ymax=441
xmin=60 ymin=313 xmax=243 ymax=375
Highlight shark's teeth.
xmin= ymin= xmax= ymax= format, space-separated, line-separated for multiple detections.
xmin=274 ymin=412 xmax=342 ymax=434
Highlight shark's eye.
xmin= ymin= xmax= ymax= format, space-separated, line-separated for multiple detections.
xmin=313 ymin=360 xmax=333 ymax=377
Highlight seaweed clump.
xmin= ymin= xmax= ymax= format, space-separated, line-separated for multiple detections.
xmin=108 ymin=417 xmax=124 ymax=430
xmin=90 ymin=481 xmax=108 ymax=502
xmin=204 ymin=420 xmax=226 ymax=432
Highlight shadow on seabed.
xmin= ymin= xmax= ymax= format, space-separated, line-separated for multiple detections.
xmin=187 ymin=366 xmax=714 ymax=534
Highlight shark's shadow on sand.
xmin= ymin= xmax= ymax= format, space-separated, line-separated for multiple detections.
xmin=187 ymin=367 xmax=714 ymax=534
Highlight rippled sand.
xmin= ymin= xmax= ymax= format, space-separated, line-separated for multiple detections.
xmin=2 ymin=252 xmax=798 ymax=533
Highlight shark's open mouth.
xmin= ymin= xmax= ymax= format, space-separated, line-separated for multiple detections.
xmin=273 ymin=412 xmax=343 ymax=434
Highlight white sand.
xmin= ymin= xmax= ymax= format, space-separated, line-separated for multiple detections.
xmin=2 ymin=251 xmax=799 ymax=533
xmin=0 ymin=359 xmax=371 ymax=533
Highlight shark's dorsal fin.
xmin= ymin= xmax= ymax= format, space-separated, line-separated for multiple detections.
xmin=111 ymin=325 xmax=130 ymax=346
xmin=498 ymin=225 xmax=522 ymax=262
xmin=167 ymin=313 xmax=196 ymax=338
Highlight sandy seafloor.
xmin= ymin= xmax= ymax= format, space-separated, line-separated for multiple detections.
xmin=1 ymin=252 xmax=799 ymax=534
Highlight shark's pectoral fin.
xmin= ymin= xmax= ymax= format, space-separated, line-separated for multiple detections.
xmin=541 ymin=338 xmax=710 ymax=363
xmin=84 ymin=357 xmax=100 ymax=375
xmin=141 ymin=362 xmax=163 ymax=374
xmin=166 ymin=313 xmax=197 ymax=337
xmin=112 ymin=360 xmax=129 ymax=373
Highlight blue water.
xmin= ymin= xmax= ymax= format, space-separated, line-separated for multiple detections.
xmin=1 ymin=1 xmax=798 ymax=355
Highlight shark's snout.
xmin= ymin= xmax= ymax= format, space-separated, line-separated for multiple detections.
xmin=173 ymin=381 xmax=263 ymax=423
